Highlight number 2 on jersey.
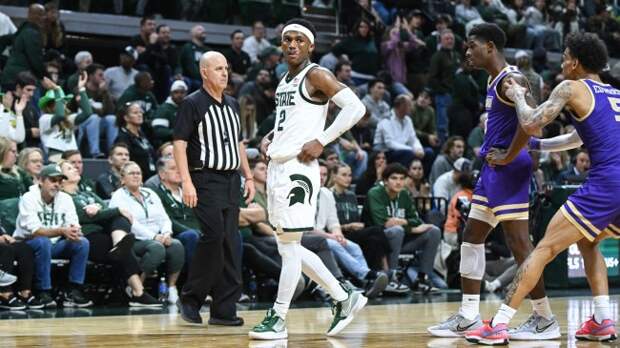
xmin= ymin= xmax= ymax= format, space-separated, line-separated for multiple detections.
xmin=608 ymin=97 xmax=620 ymax=122
xmin=276 ymin=110 xmax=286 ymax=131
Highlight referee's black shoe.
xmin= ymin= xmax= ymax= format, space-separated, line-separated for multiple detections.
xmin=176 ymin=298 xmax=202 ymax=324
xmin=208 ymin=316 xmax=244 ymax=326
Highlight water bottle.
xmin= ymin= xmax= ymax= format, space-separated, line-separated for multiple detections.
xmin=158 ymin=277 xmax=168 ymax=303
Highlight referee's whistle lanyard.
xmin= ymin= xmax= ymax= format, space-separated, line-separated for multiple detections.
xmin=125 ymin=187 xmax=149 ymax=218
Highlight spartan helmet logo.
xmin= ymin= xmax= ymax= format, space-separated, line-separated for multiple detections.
xmin=287 ymin=174 xmax=313 ymax=206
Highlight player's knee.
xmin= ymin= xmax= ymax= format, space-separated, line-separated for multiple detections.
xmin=459 ymin=242 xmax=485 ymax=280
xmin=462 ymin=223 xmax=487 ymax=244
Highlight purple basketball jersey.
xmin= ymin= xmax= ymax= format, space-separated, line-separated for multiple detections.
xmin=480 ymin=65 xmax=523 ymax=158
xmin=561 ymin=79 xmax=620 ymax=241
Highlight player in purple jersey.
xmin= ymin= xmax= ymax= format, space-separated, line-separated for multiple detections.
xmin=427 ymin=23 xmax=560 ymax=342
xmin=468 ymin=32 xmax=619 ymax=345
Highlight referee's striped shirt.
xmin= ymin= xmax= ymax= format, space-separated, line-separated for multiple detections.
xmin=173 ymin=88 xmax=241 ymax=171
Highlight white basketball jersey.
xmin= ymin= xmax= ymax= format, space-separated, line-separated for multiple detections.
xmin=267 ymin=63 xmax=329 ymax=161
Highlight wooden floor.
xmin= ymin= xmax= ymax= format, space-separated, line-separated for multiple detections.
xmin=0 ymin=295 xmax=618 ymax=347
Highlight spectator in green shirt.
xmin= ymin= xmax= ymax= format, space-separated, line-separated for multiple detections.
xmin=332 ymin=19 xmax=380 ymax=83
xmin=152 ymin=80 xmax=188 ymax=144
xmin=366 ymin=163 xmax=441 ymax=290
xmin=0 ymin=4 xmax=45 ymax=88
xmin=0 ymin=137 xmax=32 ymax=200
xmin=116 ymin=72 xmax=159 ymax=123
xmin=178 ymin=25 xmax=210 ymax=91
xmin=58 ymin=160 xmax=162 ymax=307
xmin=152 ymin=156 xmax=200 ymax=267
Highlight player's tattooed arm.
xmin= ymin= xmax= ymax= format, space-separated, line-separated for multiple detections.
xmin=506 ymin=78 xmax=573 ymax=136
xmin=487 ymin=74 xmax=538 ymax=166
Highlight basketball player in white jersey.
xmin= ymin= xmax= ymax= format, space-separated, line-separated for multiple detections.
xmin=248 ymin=19 xmax=367 ymax=340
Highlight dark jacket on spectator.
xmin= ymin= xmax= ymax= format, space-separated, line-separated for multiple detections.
xmin=1 ymin=22 xmax=43 ymax=86
xmin=429 ymin=48 xmax=460 ymax=95
xmin=0 ymin=167 xmax=32 ymax=200
xmin=68 ymin=189 xmax=123 ymax=235
xmin=115 ymin=127 xmax=156 ymax=179
xmin=179 ymin=41 xmax=210 ymax=80
xmin=96 ymin=169 xmax=121 ymax=200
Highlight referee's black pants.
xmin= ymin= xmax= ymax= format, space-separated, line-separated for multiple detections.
xmin=181 ymin=169 xmax=242 ymax=319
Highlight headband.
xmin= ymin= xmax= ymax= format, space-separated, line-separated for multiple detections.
xmin=282 ymin=24 xmax=315 ymax=44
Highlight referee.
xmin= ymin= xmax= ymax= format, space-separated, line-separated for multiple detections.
xmin=173 ymin=51 xmax=255 ymax=325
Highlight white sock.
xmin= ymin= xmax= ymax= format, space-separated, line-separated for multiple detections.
xmin=298 ymin=245 xmax=348 ymax=302
xmin=459 ymin=294 xmax=480 ymax=320
xmin=492 ymin=304 xmax=517 ymax=326
xmin=531 ymin=297 xmax=553 ymax=320
xmin=593 ymin=295 xmax=611 ymax=323
xmin=486 ymin=279 xmax=501 ymax=292
xmin=273 ymin=241 xmax=303 ymax=320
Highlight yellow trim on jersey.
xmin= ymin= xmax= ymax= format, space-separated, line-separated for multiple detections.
xmin=496 ymin=212 xmax=528 ymax=221
xmin=565 ymin=200 xmax=602 ymax=235
xmin=609 ymin=224 xmax=620 ymax=234
xmin=472 ymin=195 xmax=488 ymax=202
xmin=604 ymin=228 xmax=620 ymax=239
xmin=471 ymin=203 xmax=491 ymax=212
xmin=572 ymin=79 xmax=596 ymax=122
xmin=487 ymin=66 xmax=512 ymax=88
xmin=561 ymin=206 xmax=595 ymax=242
xmin=491 ymin=203 xmax=530 ymax=213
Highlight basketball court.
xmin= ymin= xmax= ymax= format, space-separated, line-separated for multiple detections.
xmin=0 ymin=293 xmax=617 ymax=347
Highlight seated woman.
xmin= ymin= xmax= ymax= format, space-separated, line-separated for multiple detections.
xmin=17 ymin=147 xmax=44 ymax=186
xmin=59 ymin=160 xmax=161 ymax=307
xmin=0 ymin=222 xmax=36 ymax=310
xmin=355 ymin=151 xmax=386 ymax=196
xmin=109 ymin=161 xmax=184 ymax=304
xmin=314 ymin=162 xmax=388 ymax=298
xmin=39 ymin=72 xmax=92 ymax=162
xmin=0 ymin=137 xmax=32 ymax=200
xmin=114 ymin=103 xmax=157 ymax=179
xmin=405 ymin=159 xmax=430 ymax=199
xmin=329 ymin=163 xmax=391 ymax=295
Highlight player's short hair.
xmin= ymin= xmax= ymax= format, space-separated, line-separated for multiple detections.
xmin=283 ymin=18 xmax=317 ymax=41
xmin=565 ymin=32 xmax=608 ymax=73
xmin=382 ymin=163 xmax=408 ymax=181
xmin=469 ymin=23 xmax=506 ymax=50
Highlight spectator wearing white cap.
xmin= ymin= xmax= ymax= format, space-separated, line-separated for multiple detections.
xmin=432 ymin=157 xmax=472 ymax=205
xmin=151 ymin=80 xmax=188 ymax=144
xmin=103 ymin=46 xmax=139 ymax=101
xmin=514 ymin=50 xmax=543 ymax=103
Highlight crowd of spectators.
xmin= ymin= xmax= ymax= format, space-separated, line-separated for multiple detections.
xmin=0 ymin=0 xmax=612 ymax=309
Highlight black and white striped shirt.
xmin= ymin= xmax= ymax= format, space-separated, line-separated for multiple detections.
xmin=173 ymin=88 xmax=241 ymax=171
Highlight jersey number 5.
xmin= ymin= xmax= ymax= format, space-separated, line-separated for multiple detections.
xmin=608 ymin=97 xmax=620 ymax=122
xmin=276 ymin=110 xmax=286 ymax=131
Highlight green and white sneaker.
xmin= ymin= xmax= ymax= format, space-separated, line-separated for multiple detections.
xmin=249 ymin=308 xmax=288 ymax=340
xmin=326 ymin=285 xmax=368 ymax=337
